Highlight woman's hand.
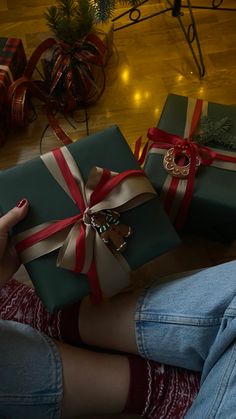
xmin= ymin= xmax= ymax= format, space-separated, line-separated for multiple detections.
xmin=0 ymin=199 xmax=29 ymax=288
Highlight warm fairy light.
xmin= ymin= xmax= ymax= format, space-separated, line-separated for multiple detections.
xmin=133 ymin=90 xmax=151 ymax=105
xmin=198 ymin=86 xmax=204 ymax=93
xmin=134 ymin=91 xmax=141 ymax=102
xmin=121 ymin=68 xmax=130 ymax=84
xmin=177 ymin=75 xmax=183 ymax=81
xmin=154 ymin=107 xmax=159 ymax=114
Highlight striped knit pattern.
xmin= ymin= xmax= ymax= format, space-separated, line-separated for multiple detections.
xmin=0 ymin=278 xmax=62 ymax=340
xmin=142 ymin=361 xmax=200 ymax=419
xmin=0 ymin=279 xmax=200 ymax=418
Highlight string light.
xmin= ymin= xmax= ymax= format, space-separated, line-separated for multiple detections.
xmin=121 ymin=68 xmax=130 ymax=83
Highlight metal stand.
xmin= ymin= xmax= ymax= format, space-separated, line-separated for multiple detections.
xmin=112 ymin=0 xmax=236 ymax=78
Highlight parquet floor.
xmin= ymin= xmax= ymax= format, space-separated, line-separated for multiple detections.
xmin=1 ymin=0 xmax=236 ymax=168
xmin=1 ymin=2 xmax=236 ymax=418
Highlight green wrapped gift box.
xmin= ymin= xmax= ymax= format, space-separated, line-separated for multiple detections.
xmin=0 ymin=125 xmax=180 ymax=312
xmin=144 ymin=94 xmax=236 ymax=242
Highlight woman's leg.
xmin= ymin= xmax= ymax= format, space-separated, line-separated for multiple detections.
xmin=59 ymin=341 xmax=130 ymax=417
xmin=79 ymin=261 xmax=236 ymax=371
xmin=185 ymin=304 xmax=236 ymax=418
xmin=0 ymin=282 xmax=130 ymax=417
xmin=80 ymin=289 xmax=139 ymax=353
xmin=0 ymin=279 xmax=200 ymax=417
xmin=59 ymin=341 xmax=200 ymax=418
xmin=0 ymin=318 xmax=200 ymax=419
xmin=3 ymin=261 xmax=236 ymax=376
xmin=0 ymin=317 xmax=130 ymax=418
xmin=0 ymin=319 xmax=63 ymax=419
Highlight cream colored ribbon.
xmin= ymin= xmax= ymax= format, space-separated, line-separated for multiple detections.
xmin=15 ymin=146 xmax=156 ymax=296
xmin=149 ymin=98 xmax=236 ymax=222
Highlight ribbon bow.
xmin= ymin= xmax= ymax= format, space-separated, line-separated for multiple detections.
xmin=136 ymin=99 xmax=236 ymax=230
xmin=5 ymin=33 xmax=106 ymax=146
xmin=14 ymin=146 xmax=156 ymax=302
xmin=148 ymin=127 xmax=219 ymax=179
xmin=46 ymin=33 xmax=106 ymax=112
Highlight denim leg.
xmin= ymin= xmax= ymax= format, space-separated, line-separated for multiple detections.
xmin=0 ymin=319 xmax=63 ymax=419
xmin=135 ymin=261 xmax=236 ymax=371
xmin=185 ymin=314 xmax=236 ymax=418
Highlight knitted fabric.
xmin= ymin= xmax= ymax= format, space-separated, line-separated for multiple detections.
xmin=142 ymin=361 xmax=200 ymax=419
xmin=0 ymin=279 xmax=200 ymax=418
xmin=0 ymin=278 xmax=62 ymax=339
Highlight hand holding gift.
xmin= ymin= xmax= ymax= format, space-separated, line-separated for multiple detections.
xmin=0 ymin=126 xmax=180 ymax=311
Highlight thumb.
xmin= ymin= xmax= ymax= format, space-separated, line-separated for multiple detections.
xmin=0 ymin=199 xmax=29 ymax=234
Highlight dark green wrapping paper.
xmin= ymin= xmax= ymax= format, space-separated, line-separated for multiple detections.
xmin=0 ymin=125 xmax=180 ymax=312
xmin=144 ymin=94 xmax=236 ymax=242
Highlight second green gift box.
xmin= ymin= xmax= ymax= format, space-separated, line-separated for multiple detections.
xmin=144 ymin=94 xmax=236 ymax=242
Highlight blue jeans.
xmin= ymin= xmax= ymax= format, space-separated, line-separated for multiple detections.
xmin=135 ymin=260 xmax=236 ymax=418
xmin=2 ymin=260 xmax=236 ymax=418
xmin=0 ymin=320 xmax=63 ymax=418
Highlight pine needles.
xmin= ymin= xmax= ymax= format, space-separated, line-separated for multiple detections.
xmin=193 ymin=116 xmax=236 ymax=150
xmin=44 ymin=0 xmax=146 ymax=40
xmin=44 ymin=0 xmax=95 ymax=45
xmin=90 ymin=0 xmax=144 ymax=22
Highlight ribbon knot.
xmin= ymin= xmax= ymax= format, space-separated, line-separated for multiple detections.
xmin=14 ymin=146 xmax=156 ymax=303
xmin=175 ymin=138 xmax=196 ymax=150
xmin=174 ymin=138 xmax=198 ymax=157
xmin=83 ymin=207 xmax=92 ymax=225
xmin=58 ymin=41 xmax=77 ymax=55
xmin=140 ymin=99 xmax=236 ymax=231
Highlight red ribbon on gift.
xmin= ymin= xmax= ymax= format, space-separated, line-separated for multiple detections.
xmin=6 ymin=34 xmax=106 ymax=145
xmin=136 ymin=99 xmax=236 ymax=230
xmin=14 ymin=147 xmax=156 ymax=303
xmin=47 ymin=33 xmax=106 ymax=112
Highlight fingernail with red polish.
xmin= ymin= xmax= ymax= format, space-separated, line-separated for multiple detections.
xmin=16 ymin=199 xmax=27 ymax=208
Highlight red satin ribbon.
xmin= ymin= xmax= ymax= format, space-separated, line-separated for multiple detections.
xmin=48 ymin=33 xmax=106 ymax=111
xmin=6 ymin=34 xmax=106 ymax=146
xmin=140 ymin=99 xmax=236 ymax=230
xmin=15 ymin=148 xmax=146 ymax=302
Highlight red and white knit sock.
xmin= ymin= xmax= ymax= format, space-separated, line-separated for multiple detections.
xmin=0 ymin=280 xmax=200 ymax=419
xmin=0 ymin=278 xmax=81 ymax=345
xmin=125 ymin=355 xmax=200 ymax=419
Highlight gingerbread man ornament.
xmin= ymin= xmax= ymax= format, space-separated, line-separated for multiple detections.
xmin=91 ymin=210 xmax=132 ymax=252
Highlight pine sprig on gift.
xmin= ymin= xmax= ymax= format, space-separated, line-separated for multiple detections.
xmin=44 ymin=0 xmax=95 ymax=45
xmin=90 ymin=0 xmax=144 ymax=22
xmin=44 ymin=0 xmax=145 ymax=41
xmin=90 ymin=0 xmax=116 ymax=22
xmin=193 ymin=116 xmax=236 ymax=150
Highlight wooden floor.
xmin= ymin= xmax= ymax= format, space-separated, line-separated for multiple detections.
xmin=1 ymin=0 xmax=236 ymax=169
xmin=1 ymin=2 xmax=236 ymax=418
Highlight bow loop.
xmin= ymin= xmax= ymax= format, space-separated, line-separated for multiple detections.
xmin=146 ymin=98 xmax=236 ymax=231
xmin=15 ymin=147 xmax=156 ymax=302
xmin=5 ymin=35 xmax=106 ymax=145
